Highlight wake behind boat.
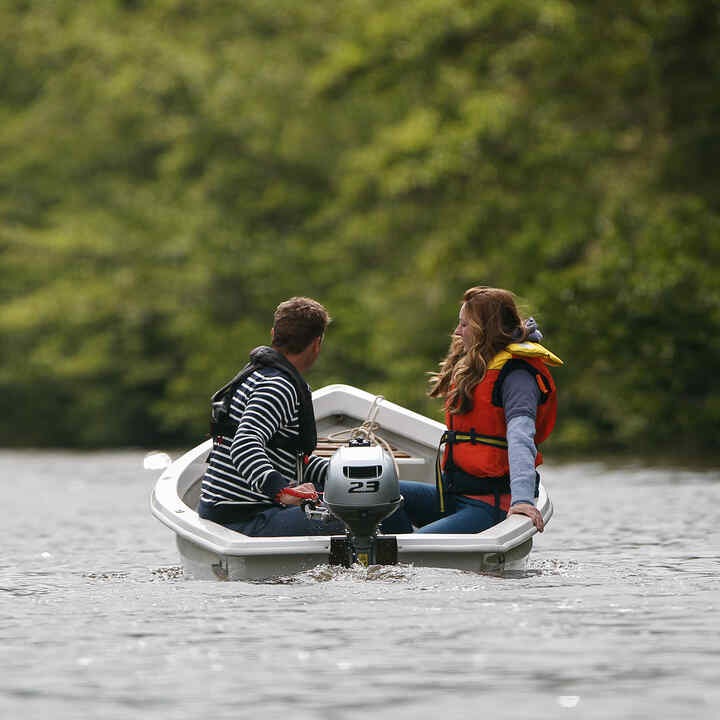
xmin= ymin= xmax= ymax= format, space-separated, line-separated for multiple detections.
xmin=150 ymin=384 xmax=553 ymax=580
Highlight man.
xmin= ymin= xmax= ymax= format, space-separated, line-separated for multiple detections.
xmin=197 ymin=297 xmax=345 ymax=536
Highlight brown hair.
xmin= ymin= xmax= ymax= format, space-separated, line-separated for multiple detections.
xmin=428 ymin=287 xmax=528 ymax=414
xmin=272 ymin=297 xmax=330 ymax=354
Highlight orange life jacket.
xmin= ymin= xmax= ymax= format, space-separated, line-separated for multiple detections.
xmin=437 ymin=342 xmax=562 ymax=515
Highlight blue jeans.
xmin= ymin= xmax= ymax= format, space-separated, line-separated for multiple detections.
xmin=380 ymin=481 xmax=506 ymax=534
xmin=224 ymin=505 xmax=347 ymax=537
xmin=224 ymin=481 xmax=503 ymax=536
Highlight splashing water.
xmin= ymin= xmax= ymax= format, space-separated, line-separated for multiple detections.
xmin=142 ymin=451 xmax=172 ymax=471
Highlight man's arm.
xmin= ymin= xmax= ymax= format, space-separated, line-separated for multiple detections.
xmin=303 ymin=455 xmax=329 ymax=488
xmin=229 ymin=373 xmax=297 ymax=500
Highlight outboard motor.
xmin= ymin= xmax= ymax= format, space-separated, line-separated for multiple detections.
xmin=323 ymin=441 xmax=403 ymax=566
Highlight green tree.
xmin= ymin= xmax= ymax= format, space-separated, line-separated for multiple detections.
xmin=1 ymin=0 xmax=718 ymax=455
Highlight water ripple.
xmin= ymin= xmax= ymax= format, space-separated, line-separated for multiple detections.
xmin=2 ymin=452 xmax=719 ymax=720
xmin=0 ymin=585 xmax=52 ymax=598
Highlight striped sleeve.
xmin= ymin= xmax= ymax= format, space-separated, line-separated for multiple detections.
xmin=229 ymin=373 xmax=298 ymax=498
xmin=303 ymin=454 xmax=329 ymax=488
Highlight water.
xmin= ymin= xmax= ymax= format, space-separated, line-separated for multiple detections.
xmin=1 ymin=450 xmax=718 ymax=720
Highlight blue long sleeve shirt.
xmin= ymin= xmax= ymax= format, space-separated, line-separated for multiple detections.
xmin=501 ymin=369 xmax=542 ymax=506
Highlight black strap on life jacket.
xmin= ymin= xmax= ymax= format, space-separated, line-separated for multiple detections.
xmin=436 ymin=452 xmax=540 ymax=520
xmin=435 ymin=415 xmax=511 ymax=519
xmin=491 ymin=358 xmax=552 ymax=407
xmin=209 ymin=345 xmax=317 ymax=456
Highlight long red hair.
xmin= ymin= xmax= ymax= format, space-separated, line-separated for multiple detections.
xmin=428 ymin=287 xmax=528 ymax=414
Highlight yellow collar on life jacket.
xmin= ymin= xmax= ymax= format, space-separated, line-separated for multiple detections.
xmin=488 ymin=342 xmax=564 ymax=370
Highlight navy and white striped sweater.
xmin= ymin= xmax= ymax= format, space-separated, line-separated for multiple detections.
xmin=198 ymin=367 xmax=327 ymax=521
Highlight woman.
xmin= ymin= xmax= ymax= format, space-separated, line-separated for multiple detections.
xmin=382 ymin=286 xmax=562 ymax=534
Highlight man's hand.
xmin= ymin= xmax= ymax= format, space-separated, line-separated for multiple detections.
xmin=275 ymin=483 xmax=318 ymax=506
xmin=507 ymin=502 xmax=544 ymax=532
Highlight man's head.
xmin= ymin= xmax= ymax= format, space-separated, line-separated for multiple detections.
xmin=271 ymin=297 xmax=330 ymax=355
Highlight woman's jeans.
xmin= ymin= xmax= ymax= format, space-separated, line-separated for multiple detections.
xmin=380 ymin=480 xmax=506 ymax=534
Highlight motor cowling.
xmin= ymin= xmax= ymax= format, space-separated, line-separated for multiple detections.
xmin=324 ymin=444 xmax=402 ymax=544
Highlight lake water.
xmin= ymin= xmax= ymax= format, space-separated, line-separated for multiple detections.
xmin=1 ymin=450 xmax=718 ymax=720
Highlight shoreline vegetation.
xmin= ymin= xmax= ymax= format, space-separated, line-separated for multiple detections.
xmin=1 ymin=2 xmax=718 ymax=455
xmin=2 ymin=446 xmax=719 ymax=473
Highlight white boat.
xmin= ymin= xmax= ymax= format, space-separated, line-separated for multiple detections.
xmin=150 ymin=384 xmax=553 ymax=580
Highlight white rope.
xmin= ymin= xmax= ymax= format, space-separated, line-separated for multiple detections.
xmin=327 ymin=395 xmax=400 ymax=477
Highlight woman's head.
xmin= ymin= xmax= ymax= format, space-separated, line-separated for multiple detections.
xmin=430 ymin=287 xmax=528 ymax=414
xmin=454 ymin=287 xmax=524 ymax=354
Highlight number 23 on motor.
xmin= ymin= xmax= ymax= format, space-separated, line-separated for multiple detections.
xmin=348 ymin=480 xmax=380 ymax=493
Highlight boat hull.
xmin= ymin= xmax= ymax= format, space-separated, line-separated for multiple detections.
xmin=150 ymin=384 xmax=553 ymax=580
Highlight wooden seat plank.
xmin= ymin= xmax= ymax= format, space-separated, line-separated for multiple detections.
xmin=313 ymin=437 xmax=411 ymax=458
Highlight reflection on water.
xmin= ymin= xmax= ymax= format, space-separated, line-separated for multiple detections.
xmin=0 ymin=450 xmax=718 ymax=720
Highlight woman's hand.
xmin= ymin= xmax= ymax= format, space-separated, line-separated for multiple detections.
xmin=507 ymin=502 xmax=544 ymax=532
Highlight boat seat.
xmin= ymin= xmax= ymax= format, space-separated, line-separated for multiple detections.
xmin=313 ymin=437 xmax=411 ymax=458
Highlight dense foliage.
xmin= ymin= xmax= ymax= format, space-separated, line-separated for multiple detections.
xmin=2 ymin=0 xmax=719 ymax=455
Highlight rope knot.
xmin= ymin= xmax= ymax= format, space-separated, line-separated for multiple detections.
xmin=326 ymin=395 xmax=399 ymax=476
